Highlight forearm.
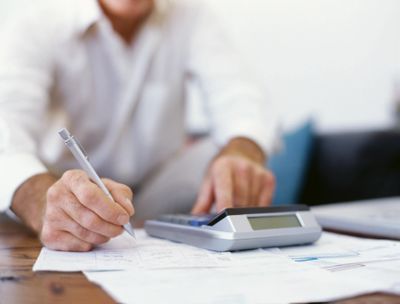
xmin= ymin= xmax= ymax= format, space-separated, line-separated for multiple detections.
xmin=10 ymin=173 xmax=57 ymax=234
xmin=219 ymin=137 xmax=266 ymax=165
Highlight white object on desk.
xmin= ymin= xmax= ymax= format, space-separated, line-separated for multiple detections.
xmin=312 ymin=197 xmax=400 ymax=240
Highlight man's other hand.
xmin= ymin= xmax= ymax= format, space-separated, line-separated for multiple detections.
xmin=192 ymin=137 xmax=275 ymax=214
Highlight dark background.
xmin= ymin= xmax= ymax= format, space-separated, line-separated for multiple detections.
xmin=299 ymin=129 xmax=400 ymax=206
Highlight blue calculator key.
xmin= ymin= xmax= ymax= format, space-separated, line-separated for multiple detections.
xmin=188 ymin=215 xmax=214 ymax=227
xmin=158 ymin=214 xmax=214 ymax=226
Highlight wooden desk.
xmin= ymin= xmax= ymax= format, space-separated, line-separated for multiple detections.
xmin=0 ymin=213 xmax=399 ymax=304
xmin=0 ymin=214 xmax=114 ymax=304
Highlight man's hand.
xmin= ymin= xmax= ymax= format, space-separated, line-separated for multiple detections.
xmin=11 ymin=170 xmax=134 ymax=252
xmin=192 ymin=137 xmax=275 ymax=214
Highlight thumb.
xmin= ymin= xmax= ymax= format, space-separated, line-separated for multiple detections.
xmin=191 ymin=177 xmax=214 ymax=215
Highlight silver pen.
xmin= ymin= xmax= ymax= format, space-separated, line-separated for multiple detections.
xmin=58 ymin=128 xmax=136 ymax=238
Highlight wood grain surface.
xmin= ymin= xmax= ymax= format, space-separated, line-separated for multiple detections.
xmin=0 ymin=214 xmax=114 ymax=304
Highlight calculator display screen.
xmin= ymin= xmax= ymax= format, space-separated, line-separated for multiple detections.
xmin=248 ymin=215 xmax=301 ymax=230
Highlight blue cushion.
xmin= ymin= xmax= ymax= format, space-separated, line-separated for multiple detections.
xmin=269 ymin=121 xmax=314 ymax=205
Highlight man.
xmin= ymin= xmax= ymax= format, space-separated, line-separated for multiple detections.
xmin=0 ymin=0 xmax=278 ymax=251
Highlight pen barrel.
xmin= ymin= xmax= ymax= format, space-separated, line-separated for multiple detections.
xmin=67 ymin=140 xmax=112 ymax=198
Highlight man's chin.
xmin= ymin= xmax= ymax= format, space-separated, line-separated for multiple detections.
xmin=99 ymin=0 xmax=154 ymax=21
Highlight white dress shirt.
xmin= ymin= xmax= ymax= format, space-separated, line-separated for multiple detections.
xmin=0 ymin=0 xmax=278 ymax=211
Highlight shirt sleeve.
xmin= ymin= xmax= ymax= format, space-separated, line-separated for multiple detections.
xmin=0 ymin=12 xmax=55 ymax=212
xmin=186 ymin=2 xmax=280 ymax=156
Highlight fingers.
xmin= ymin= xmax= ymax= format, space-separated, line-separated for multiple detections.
xmin=61 ymin=193 xmax=124 ymax=238
xmin=205 ymin=156 xmax=275 ymax=212
xmin=40 ymin=217 xmax=93 ymax=251
xmin=249 ymin=168 xmax=262 ymax=205
xmin=102 ymin=178 xmax=134 ymax=216
xmin=192 ymin=177 xmax=214 ymax=215
xmin=258 ymin=170 xmax=276 ymax=207
xmin=233 ymin=160 xmax=252 ymax=206
xmin=65 ymin=219 xmax=110 ymax=245
xmin=230 ymin=159 xmax=275 ymax=208
xmin=212 ymin=159 xmax=234 ymax=212
xmin=57 ymin=209 xmax=110 ymax=245
xmin=41 ymin=225 xmax=93 ymax=252
xmin=62 ymin=170 xmax=129 ymax=225
xmin=41 ymin=170 xmax=134 ymax=252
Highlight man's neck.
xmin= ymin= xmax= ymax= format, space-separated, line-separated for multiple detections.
xmin=109 ymin=17 xmax=141 ymax=44
xmin=99 ymin=3 xmax=153 ymax=44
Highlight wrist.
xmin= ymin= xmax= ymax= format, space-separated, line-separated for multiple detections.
xmin=219 ymin=137 xmax=266 ymax=165
xmin=11 ymin=173 xmax=57 ymax=234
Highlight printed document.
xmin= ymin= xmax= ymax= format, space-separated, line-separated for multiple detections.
xmin=33 ymin=230 xmax=400 ymax=303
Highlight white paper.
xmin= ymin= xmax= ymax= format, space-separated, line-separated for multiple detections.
xmin=33 ymin=230 xmax=400 ymax=303
xmin=83 ymin=232 xmax=400 ymax=304
xmin=33 ymin=230 xmax=233 ymax=272
xmin=277 ymin=232 xmax=400 ymax=296
xmin=84 ymin=262 xmax=381 ymax=304
xmin=279 ymin=232 xmax=400 ymax=271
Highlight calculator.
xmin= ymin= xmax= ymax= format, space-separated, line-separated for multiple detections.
xmin=144 ymin=205 xmax=322 ymax=251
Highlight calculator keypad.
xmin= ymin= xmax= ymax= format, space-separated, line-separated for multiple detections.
xmin=158 ymin=214 xmax=214 ymax=227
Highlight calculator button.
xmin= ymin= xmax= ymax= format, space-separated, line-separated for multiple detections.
xmin=188 ymin=216 xmax=213 ymax=227
xmin=157 ymin=214 xmax=214 ymax=226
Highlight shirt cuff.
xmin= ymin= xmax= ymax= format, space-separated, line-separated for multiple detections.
xmin=0 ymin=153 xmax=47 ymax=212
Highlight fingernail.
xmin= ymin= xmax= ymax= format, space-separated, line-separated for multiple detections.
xmin=117 ymin=214 xmax=129 ymax=225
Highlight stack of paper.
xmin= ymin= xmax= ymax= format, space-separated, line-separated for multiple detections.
xmin=33 ymin=230 xmax=400 ymax=303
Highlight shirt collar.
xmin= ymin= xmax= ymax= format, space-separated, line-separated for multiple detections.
xmin=76 ymin=0 xmax=102 ymax=35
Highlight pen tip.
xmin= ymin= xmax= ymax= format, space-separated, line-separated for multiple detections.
xmin=123 ymin=223 xmax=136 ymax=239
